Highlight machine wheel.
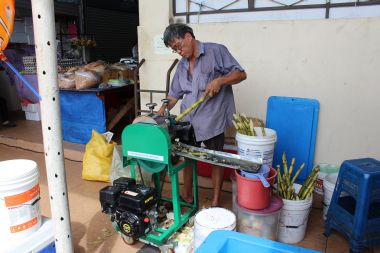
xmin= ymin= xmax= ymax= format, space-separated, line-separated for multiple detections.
xmin=121 ymin=235 xmax=136 ymax=245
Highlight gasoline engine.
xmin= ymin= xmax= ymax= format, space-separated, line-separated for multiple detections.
xmin=100 ymin=177 xmax=158 ymax=239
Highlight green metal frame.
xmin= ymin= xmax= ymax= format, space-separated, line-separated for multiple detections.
xmin=121 ymin=123 xmax=198 ymax=246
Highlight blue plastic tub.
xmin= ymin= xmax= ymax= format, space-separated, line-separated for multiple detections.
xmin=196 ymin=230 xmax=321 ymax=253
xmin=37 ymin=242 xmax=56 ymax=253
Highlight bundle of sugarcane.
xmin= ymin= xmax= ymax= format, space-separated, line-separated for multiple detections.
xmin=276 ymin=152 xmax=320 ymax=200
xmin=232 ymin=113 xmax=266 ymax=136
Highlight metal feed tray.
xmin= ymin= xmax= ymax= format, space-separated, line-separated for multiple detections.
xmin=173 ymin=142 xmax=262 ymax=172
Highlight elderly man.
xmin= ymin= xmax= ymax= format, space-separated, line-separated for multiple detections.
xmin=158 ymin=23 xmax=246 ymax=207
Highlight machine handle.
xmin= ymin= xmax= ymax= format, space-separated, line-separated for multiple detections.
xmin=161 ymin=99 xmax=170 ymax=116
xmin=146 ymin=102 xmax=157 ymax=114
xmin=161 ymin=98 xmax=170 ymax=105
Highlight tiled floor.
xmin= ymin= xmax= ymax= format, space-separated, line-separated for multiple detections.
xmin=1 ymin=117 xmax=379 ymax=252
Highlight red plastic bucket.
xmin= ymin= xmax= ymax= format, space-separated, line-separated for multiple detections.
xmin=236 ymin=167 xmax=277 ymax=210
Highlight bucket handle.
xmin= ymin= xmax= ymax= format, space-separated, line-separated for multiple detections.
xmin=279 ymin=219 xmax=307 ymax=228
xmin=30 ymin=197 xmax=41 ymax=206
xmin=285 ymin=225 xmax=300 ymax=229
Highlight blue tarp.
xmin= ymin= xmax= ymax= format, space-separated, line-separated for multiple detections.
xmin=60 ymin=90 xmax=106 ymax=144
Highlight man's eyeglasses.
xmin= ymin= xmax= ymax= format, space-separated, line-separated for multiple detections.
xmin=170 ymin=39 xmax=186 ymax=53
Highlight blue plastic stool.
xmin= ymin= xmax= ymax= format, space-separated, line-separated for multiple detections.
xmin=324 ymin=158 xmax=380 ymax=253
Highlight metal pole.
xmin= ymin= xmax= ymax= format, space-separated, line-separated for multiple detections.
xmin=79 ymin=0 xmax=85 ymax=35
xmin=30 ymin=1 xmax=74 ymax=253
xmin=79 ymin=0 xmax=87 ymax=63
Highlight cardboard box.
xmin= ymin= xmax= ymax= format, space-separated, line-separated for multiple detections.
xmin=22 ymin=103 xmax=41 ymax=121
xmin=25 ymin=111 xmax=41 ymax=121
xmin=22 ymin=103 xmax=40 ymax=113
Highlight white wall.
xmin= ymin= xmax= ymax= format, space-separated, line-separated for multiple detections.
xmin=138 ymin=0 xmax=380 ymax=166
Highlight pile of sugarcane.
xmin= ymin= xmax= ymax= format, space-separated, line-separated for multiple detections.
xmin=232 ymin=113 xmax=266 ymax=136
xmin=276 ymin=152 xmax=320 ymax=200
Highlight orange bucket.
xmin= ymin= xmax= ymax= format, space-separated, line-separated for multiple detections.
xmin=236 ymin=167 xmax=277 ymax=210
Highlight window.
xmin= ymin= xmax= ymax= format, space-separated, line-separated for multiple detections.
xmin=173 ymin=0 xmax=380 ymax=23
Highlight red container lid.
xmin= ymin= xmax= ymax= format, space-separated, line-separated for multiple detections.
xmin=236 ymin=195 xmax=283 ymax=214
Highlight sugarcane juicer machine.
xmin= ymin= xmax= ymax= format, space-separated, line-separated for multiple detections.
xmin=99 ymin=100 xmax=262 ymax=247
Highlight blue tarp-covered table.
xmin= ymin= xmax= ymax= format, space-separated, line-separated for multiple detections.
xmin=60 ymin=85 xmax=134 ymax=144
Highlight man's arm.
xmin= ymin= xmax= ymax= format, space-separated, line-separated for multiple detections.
xmin=157 ymin=96 xmax=179 ymax=115
xmin=205 ymin=70 xmax=247 ymax=97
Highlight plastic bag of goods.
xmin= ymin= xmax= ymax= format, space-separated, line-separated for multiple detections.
xmin=84 ymin=61 xmax=106 ymax=75
xmin=75 ymin=70 xmax=100 ymax=90
xmin=58 ymin=72 xmax=75 ymax=89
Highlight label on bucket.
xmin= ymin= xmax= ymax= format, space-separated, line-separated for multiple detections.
xmin=237 ymin=148 xmax=274 ymax=166
xmin=314 ymin=177 xmax=324 ymax=195
xmin=4 ymin=184 xmax=40 ymax=233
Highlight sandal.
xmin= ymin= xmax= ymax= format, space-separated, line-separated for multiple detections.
xmin=2 ymin=121 xmax=16 ymax=127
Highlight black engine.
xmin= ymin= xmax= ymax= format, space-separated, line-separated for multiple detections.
xmin=99 ymin=177 xmax=158 ymax=239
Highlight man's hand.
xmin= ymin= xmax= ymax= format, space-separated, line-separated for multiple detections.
xmin=157 ymin=96 xmax=178 ymax=116
xmin=205 ymin=78 xmax=222 ymax=98
xmin=204 ymin=70 xmax=246 ymax=97
xmin=157 ymin=107 xmax=165 ymax=116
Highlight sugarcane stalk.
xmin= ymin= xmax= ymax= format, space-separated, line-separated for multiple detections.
xmin=287 ymin=187 xmax=292 ymax=200
xmin=282 ymin=152 xmax=290 ymax=188
xmin=241 ymin=113 xmax=248 ymax=122
xmin=277 ymin=165 xmax=287 ymax=198
xmin=298 ymin=173 xmax=311 ymax=197
xmin=288 ymin=158 xmax=295 ymax=178
xmin=232 ymin=120 xmax=239 ymax=130
xmin=282 ymin=152 xmax=288 ymax=178
xmin=245 ymin=121 xmax=253 ymax=135
xmin=300 ymin=179 xmax=317 ymax=200
xmin=291 ymin=188 xmax=296 ymax=200
xmin=250 ymin=120 xmax=257 ymax=136
xmin=276 ymin=165 xmax=282 ymax=193
xmin=297 ymin=180 xmax=307 ymax=198
xmin=281 ymin=180 xmax=288 ymax=198
xmin=252 ymin=126 xmax=257 ymax=136
xmin=189 ymin=151 xmax=207 ymax=157
xmin=290 ymin=163 xmax=305 ymax=185
xmin=298 ymin=165 xmax=320 ymax=198
xmin=175 ymin=95 xmax=207 ymax=122
xmin=261 ymin=127 xmax=266 ymax=136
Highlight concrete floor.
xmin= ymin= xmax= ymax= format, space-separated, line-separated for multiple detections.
xmin=0 ymin=117 xmax=379 ymax=253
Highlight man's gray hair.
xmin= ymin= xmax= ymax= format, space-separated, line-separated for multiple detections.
xmin=163 ymin=24 xmax=195 ymax=47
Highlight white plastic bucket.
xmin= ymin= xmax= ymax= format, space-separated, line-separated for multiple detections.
xmin=236 ymin=128 xmax=277 ymax=166
xmin=194 ymin=207 xmax=236 ymax=250
xmin=314 ymin=164 xmax=340 ymax=195
xmin=278 ymin=184 xmax=312 ymax=244
xmin=0 ymin=160 xmax=41 ymax=242
xmin=323 ymin=173 xmax=339 ymax=220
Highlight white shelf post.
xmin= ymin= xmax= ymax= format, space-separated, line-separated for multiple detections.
xmin=30 ymin=0 xmax=74 ymax=252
